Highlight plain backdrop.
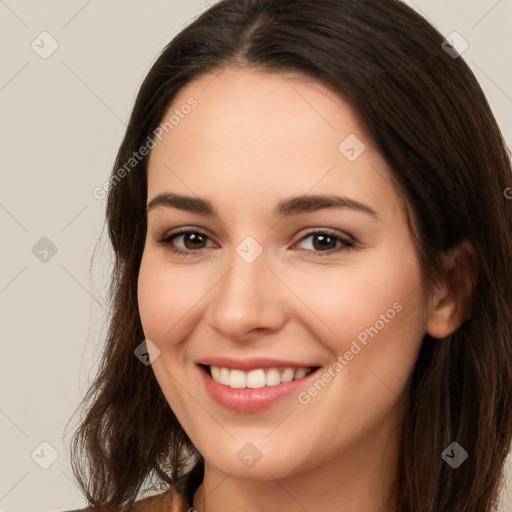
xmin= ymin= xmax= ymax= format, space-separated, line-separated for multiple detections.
xmin=1 ymin=1 xmax=511 ymax=511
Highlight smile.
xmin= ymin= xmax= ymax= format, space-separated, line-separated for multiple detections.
xmin=196 ymin=359 xmax=321 ymax=412
xmin=209 ymin=365 xmax=314 ymax=389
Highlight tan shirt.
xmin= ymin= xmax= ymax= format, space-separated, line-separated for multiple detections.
xmin=65 ymin=487 xmax=191 ymax=512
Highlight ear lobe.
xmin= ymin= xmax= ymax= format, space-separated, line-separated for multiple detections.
xmin=426 ymin=240 xmax=478 ymax=340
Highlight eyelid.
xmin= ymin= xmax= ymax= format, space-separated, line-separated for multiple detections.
xmin=294 ymin=227 xmax=354 ymax=244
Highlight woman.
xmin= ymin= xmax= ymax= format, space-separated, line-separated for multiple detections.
xmin=67 ymin=0 xmax=512 ymax=510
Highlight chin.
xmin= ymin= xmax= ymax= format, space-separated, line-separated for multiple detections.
xmin=199 ymin=439 xmax=315 ymax=482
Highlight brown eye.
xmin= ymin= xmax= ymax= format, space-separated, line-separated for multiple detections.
xmin=180 ymin=232 xmax=207 ymax=250
xmin=295 ymin=230 xmax=354 ymax=255
xmin=158 ymin=230 xmax=215 ymax=255
xmin=311 ymin=233 xmax=338 ymax=251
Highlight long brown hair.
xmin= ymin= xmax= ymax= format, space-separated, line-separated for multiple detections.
xmin=67 ymin=0 xmax=512 ymax=510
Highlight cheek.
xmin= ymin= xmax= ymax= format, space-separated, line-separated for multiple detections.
xmin=294 ymin=247 xmax=427 ymax=414
xmin=294 ymin=250 xmax=425 ymax=349
xmin=137 ymin=254 xmax=192 ymax=343
xmin=137 ymin=254 xmax=199 ymax=409
xmin=137 ymin=252 xmax=225 ymax=360
xmin=288 ymin=258 xmax=426 ymax=447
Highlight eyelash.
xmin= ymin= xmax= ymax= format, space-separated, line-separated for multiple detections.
xmin=157 ymin=228 xmax=355 ymax=257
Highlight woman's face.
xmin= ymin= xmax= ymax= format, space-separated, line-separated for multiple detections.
xmin=138 ymin=67 xmax=431 ymax=481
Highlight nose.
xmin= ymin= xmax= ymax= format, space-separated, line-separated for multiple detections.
xmin=206 ymin=244 xmax=287 ymax=342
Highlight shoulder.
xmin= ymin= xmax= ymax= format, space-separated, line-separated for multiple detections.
xmin=63 ymin=487 xmax=190 ymax=512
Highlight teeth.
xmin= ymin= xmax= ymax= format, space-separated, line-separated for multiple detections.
xmin=266 ymin=368 xmax=281 ymax=386
xmin=229 ymin=369 xmax=247 ymax=389
xmin=247 ymin=369 xmax=266 ymax=389
xmin=294 ymin=367 xmax=308 ymax=379
xmin=211 ymin=366 xmax=221 ymax=382
xmin=209 ymin=366 xmax=312 ymax=389
xmin=219 ymin=367 xmax=230 ymax=385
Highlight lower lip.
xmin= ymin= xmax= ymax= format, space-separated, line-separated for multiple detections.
xmin=198 ymin=366 xmax=319 ymax=413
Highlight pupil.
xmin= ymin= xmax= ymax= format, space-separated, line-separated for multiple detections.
xmin=314 ymin=234 xmax=336 ymax=251
xmin=185 ymin=233 xmax=205 ymax=249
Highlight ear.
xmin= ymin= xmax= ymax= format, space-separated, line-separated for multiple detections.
xmin=426 ymin=240 xmax=478 ymax=339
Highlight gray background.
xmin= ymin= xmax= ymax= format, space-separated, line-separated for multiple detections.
xmin=0 ymin=1 xmax=511 ymax=511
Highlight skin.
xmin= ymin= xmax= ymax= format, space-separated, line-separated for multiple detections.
xmin=137 ymin=67 xmax=468 ymax=512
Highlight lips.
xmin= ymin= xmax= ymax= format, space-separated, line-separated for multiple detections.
xmin=196 ymin=357 xmax=321 ymax=412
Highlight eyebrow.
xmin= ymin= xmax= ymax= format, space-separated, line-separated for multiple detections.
xmin=147 ymin=193 xmax=379 ymax=220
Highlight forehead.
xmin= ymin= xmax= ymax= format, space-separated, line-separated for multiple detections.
xmin=150 ymin=66 xmax=362 ymax=162
xmin=146 ymin=67 xmax=402 ymax=221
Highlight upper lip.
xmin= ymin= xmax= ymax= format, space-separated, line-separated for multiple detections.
xmin=196 ymin=357 xmax=319 ymax=372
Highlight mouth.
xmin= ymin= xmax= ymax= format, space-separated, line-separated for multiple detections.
xmin=201 ymin=364 xmax=317 ymax=389
xmin=196 ymin=360 xmax=321 ymax=412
